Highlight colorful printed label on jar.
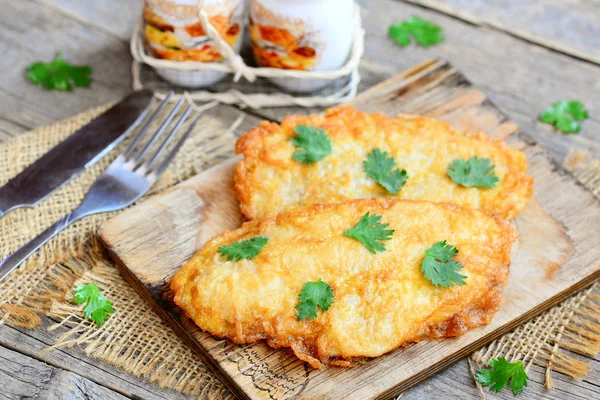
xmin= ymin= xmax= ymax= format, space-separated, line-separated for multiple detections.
xmin=144 ymin=0 xmax=244 ymax=62
xmin=249 ymin=1 xmax=324 ymax=71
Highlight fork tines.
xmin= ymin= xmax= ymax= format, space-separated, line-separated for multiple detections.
xmin=122 ymin=92 xmax=200 ymax=178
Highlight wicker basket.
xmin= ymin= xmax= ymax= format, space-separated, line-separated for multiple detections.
xmin=131 ymin=3 xmax=365 ymax=108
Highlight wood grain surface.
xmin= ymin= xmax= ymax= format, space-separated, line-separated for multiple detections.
xmin=1 ymin=345 xmax=128 ymax=400
xmin=404 ymin=0 xmax=600 ymax=64
xmin=2 ymin=0 xmax=600 ymax=398
xmin=99 ymin=59 xmax=600 ymax=400
xmin=0 ymin=320 xmax=192 ymax=400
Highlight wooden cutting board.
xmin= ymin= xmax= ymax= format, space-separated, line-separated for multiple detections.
xmin=99 ymin=59 xmax=600 ymax=400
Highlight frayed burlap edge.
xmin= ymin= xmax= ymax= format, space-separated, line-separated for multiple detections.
xmin=0 ymin=102 xmax=238 ymax=328
xmin=46 ymin=241 xmax=233 ymax=399
xmin=471 ymin=284 xmax=600 ymax=386
xmin=0 ymin=101 xmax=240 ymax=398
xmin=470 ymin=149 xmax=600 ymax=393
xmin=47 ymin=149 xmax=600 ymax=398
xmin=3 ymin=105 xmax=599 ymax=398
xmin=0 ymin=104 xmax=114 ymax=327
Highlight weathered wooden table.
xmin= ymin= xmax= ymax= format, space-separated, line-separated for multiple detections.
xmin=1 ymin=0 xmax=598 ymax=398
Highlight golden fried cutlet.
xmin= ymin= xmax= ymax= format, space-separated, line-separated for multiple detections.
xmin=234 ymin=106 xmax=533 ymax=220
xmin=171 ymin=199 xmax=517 ymax=368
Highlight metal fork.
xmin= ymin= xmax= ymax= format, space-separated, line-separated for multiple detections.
xmin=0 ymin=92 xmax=200 ymax=282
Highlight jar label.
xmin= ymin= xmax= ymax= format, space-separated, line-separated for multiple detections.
xmin=249 ymin=1 xmax=323 ymax=71
xmin=144 ymin=0 xmax=244 ymax=62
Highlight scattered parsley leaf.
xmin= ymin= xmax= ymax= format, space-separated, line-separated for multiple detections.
xmin=73 ymin=284 xmax=114 ymax=326
xmin=363 ymin=148 xmax=408 ymax=194
xmin=388 ymin=16 xmax=444 ymax=47
xmin=296 ymin=279 xmax=334 ymax=321
xmin=421 ymin=241 xmax=467 ymax=287
xmin=447 ymin=156 xmax=500 ymax=188
xmin=476 ymin=357 xmax=529 ymax=395
xmin=217 ymin=236 xmax=268 ymax=261
xmin=291 ymin=125 xmax=332 ymax=164
xmin=344 ymin=212 xmax=394 ymax=254
xmin=26 ymin=54 xmax=93 ymax=91
xmin=540 ymin=100 xmax=589 ymax=134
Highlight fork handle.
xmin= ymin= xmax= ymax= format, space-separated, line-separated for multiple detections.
xmin=0 ymin=212 xmax=81 ymax=282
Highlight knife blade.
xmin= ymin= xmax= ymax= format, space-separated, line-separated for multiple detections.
xmin=0 ymin=90 xmax=154 ymax=216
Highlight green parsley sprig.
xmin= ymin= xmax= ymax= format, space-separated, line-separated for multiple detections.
xmin=421 ymin=241 xmax=467 ymax=287
xmin=344 ymin=212 xmax=394 ymax=254
xmin=388 ymin=16 xmax=444 ymax=47
xmin=540 ymin=100 xmax=589 ymax=134
xmin=291 ymin=125 xmax=332 ymax=165
xmin=217 ymin=236 xmax=268 ymax=261
xmin=363 ymin=148 xmax=408 ymax=194
xmin=73 ymin=283 xmax=114 ymax=326
xmin=296 ymin=279 xmax=334 ymax=321
xmin=476 ymin=357 xmax=529 ymax=395
xmin=447 ymin=156 xmax=500 ymax=189
xmin=26 ymin=54 xmax=93 ymax=91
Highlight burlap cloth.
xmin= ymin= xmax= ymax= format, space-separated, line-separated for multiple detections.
xmin=0 ymin=104 xmax=598 ymax=399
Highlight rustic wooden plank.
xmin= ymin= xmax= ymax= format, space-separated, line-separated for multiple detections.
xmin=218 ymin=11 xmax=600 ymax=394
xmin=0 ymin=344 xmax=128 ymax=400
xmin=0 ymin=119 xmax=26 ymax=142
xmin=0 ymin=322 xmax=194 ymax=400
xmin=44 ymin=0 xmax=144 ymax=41
xmin=404 ymin=358 xmax=600 ymax=400
xmin=364 ymin=0 xmax=600 ymax=160
xmin=17 ymin=0 xmax=600 ymax=163
xmin=351 ymin=59 xmax=520 ymax=140
xmin=100 ymin=132 xmax=600 ymax=400
xmin=5 ymin=322 xmax=595 ymax=400
xmin=0 ymin=0 xmax=265 ymax=387
xmin=577 ymin=357 xmax=600 ymax=394
xmin=1 ymin=1 xmax=598 ymax=398
xmin=0 ymin=89 xmax=61 ymax=135
xmin=99 ymin=60 xmax=600 ymax=400
xmin=0 ymin=102 xmax=262 ymax=399
xmin=403 ymin=0 xmax=600 ymax=65
xmin=251 ymin=0 xmax=600 ymax=163
xmin=0 ymin=0 xmax=175 ymax=396
xmin=0 ymin=0 xmax=132 ymax=131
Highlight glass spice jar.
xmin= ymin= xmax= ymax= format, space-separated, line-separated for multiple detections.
xmin=249 ymin=0 xmax=356 ymax=92
xmin=143 ymin=0 xmax=245 ymax=87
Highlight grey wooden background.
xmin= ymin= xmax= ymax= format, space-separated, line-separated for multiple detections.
xmin=1 ymin=0 xmax=599 ymax=399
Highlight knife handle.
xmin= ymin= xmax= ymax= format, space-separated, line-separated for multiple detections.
xmin=0 ymin=213 xmax=81 ymax=282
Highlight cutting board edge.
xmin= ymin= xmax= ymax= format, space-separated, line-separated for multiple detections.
xmin=101 ymin=230 xmax=600 ymax=400
xmin=96 ymin=57 xmax=600 ymax=400
xmin=98 ymin=234 xmax=252 ymax=400
xmin=377 ymin=270 xmax=600 ymax=399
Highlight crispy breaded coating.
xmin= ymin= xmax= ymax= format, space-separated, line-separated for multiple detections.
xmin=171 ymin=199 xmax=517 ymax=368
xmin=234 ymin=106 xmax=533 ymax=220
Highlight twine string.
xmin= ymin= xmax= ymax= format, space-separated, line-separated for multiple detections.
xmin=130 ymin=2 xmax=365 ymax=109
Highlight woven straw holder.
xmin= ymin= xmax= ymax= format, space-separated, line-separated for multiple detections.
xmin=131 ymin=1 xmax=365 ymax=108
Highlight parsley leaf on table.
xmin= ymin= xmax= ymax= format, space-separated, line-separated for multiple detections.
xmin=291 ymin=125 xmax=332 ymax=165
xmin=217 ymin=236 xmax=268 ymax=261
xmin=421 ymin=241 xmax=467 ymax=287
xmin=363 ymin=148 xmax=408 ymax=194
xmin=73 ymin=283 xmax=114 ymax=326
xmin=476 ymin=357 xmax=529 ymax=395
xmin=388 ymin=16 xmax=444 ymax=47
xmin=296 ymin=279 xmax=335 ymax=321
xmin=26 ymin=54 xmax=93 ymax=91
xmin=447 ymin=156 xmax=500 ymax=188
xmin=539 ymin=100 xmax=589 ymax=134
xmin=344 ymin=212 xmax=394 ymax=254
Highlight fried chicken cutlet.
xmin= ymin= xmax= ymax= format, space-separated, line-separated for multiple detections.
xmin=234 ymin=106 xmax=533 ymax=220
xmin=171 ymin=198 xmax=517 ymax=368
